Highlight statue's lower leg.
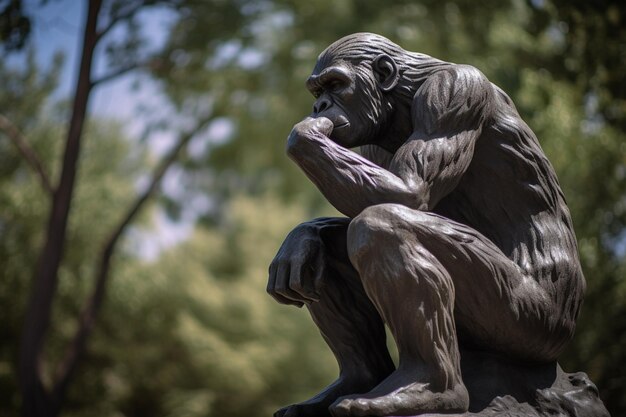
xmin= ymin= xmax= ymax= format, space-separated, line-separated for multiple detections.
xmin=330 ymin=210 xmax=469 ymax=416
xmin=275 ymin=262 xmax=395 ymax=417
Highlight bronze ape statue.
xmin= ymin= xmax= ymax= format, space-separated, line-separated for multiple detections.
xmin=267 ymin=33 xmax=589 ymax=416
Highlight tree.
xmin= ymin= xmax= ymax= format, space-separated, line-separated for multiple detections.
xmin=1 ymin=1 xmax=217 ymax=415
xmin=92 ymin=193 xmax=338 ymax=417
xmin=0 ymin=52 xmax=152 ymax=413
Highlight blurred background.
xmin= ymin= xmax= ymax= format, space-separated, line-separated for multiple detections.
xmin=0 ymin=0 xmax=624 ymax=416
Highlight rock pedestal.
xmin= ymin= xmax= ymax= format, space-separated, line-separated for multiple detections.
xmin=418 ymin=348 xmax=610 ymax=417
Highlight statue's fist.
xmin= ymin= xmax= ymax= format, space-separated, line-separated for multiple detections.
xmin=267 ymin=223 xmax=328 ymax=307
xmin=295 ymin=116 xmax=334 ymax=137
xmin=287 ymin=117 xmax=334 ymax=156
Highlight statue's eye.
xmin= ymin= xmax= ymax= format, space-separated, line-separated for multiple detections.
xmin=312 ymin=89 xmax=322 ymax=99
xmin=327 ymin=80 xmax=343 ymax=91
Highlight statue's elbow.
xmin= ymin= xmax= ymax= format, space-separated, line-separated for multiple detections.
xmin=403 ymin=183 xmax=431 ymax=211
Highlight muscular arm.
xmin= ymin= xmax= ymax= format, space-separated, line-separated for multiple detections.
xmin=287 ymin=66 xmax=494 ymax=218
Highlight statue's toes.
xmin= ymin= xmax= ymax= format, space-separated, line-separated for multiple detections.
xmin=332 ymin=396 xmax=381 ymax=417
xmin=349 ymin=399 xmax=374 ymax=417
xmin=329 ymin=397 xmax=356 ymax=417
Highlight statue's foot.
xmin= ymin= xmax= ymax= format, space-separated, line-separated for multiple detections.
xmin=275 ymin=374 xmax=383 ymax=417
xmin=329 ymin=369 xmax=469 ymax=416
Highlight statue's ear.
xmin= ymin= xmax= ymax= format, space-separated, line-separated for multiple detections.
xmin=372 ymin=54 xmax=399 ymax=92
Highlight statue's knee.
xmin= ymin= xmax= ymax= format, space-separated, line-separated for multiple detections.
xmin=347 ymin=204 xmax=405 ymax=268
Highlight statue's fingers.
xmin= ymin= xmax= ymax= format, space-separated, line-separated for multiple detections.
xmin=289 ymin=261 xmax=320 ymax=303
xmin=313 ymin=116 xmax=334 ymax=136
xmin=268 ymin=262 xmax=303 ymax=307
xmin=274 ymin=262 xmax=305 ymax=307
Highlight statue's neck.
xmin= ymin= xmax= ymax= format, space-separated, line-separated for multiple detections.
xmin=375 ymin=103 xmax=413 ymax=153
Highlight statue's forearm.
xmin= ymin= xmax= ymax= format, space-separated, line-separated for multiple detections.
xmin=287 ymin=131 xmax=427 ymax=218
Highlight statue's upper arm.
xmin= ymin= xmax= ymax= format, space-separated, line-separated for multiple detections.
xmin=389 ymin=66 xmax=494 ymax=209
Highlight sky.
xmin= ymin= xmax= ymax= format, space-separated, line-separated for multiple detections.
xmin=30 ymin=1 xmax=172 ymax=121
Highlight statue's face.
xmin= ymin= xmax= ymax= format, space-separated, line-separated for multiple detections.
xmin=306 ymin=61 xmax=383 ymax=148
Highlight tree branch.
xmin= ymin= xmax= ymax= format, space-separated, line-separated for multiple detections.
xmin=0 ymin=114 xmax=54 ymax=195
xmin=90 ymin=61 xmax=145 ymax=87
xmin=51 ymin=116 xmax=213 ymax=401
xmin=95 ymin=3 xmax=144 ymax=43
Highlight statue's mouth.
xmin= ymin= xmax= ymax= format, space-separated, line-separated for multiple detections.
xmin=334 ymin=121 xmax=349 ymax=129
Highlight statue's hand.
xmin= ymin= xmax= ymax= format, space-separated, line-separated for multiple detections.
xmin=287 ymin=116 xmax=334 ymax=155
xmin=267 ymin=222 xmax=328 ymax=307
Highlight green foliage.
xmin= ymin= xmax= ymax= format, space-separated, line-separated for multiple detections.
xmin=0 ymin=54 xmax=60 ymax=409
xmin=524 ymin=1 xmax=626 ymax=131
xmin=63 ymin=194 xmax=336 ymax=417
xmin=0 ymin=55 xmax=149 ymax=414
xmin=1 ymin=0 xmax=624 ymax=415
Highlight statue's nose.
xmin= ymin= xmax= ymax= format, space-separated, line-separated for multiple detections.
xmin=313 ymin=97 xmax=332 ymax=114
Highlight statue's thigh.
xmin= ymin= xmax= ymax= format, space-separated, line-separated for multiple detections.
xmin=374 ymin=205 xmax=556 ymax=359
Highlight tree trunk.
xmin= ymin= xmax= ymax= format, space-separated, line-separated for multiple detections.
xmin=18 ymin=1 xmax=102 ymax=415
xmin=50 ymin=120 xmax=210 ymax=406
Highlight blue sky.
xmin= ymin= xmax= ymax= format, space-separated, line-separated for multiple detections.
xmin=27 ymin=0 xmax=84 ymax=97
xmin=27 ymin=0 xmax=174 ymax=118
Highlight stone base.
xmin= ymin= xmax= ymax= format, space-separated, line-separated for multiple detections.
xmin=299 ymin=349 xmax=608 ymax=416
xmin=419 ymin=348 xmax=610 ymax=417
